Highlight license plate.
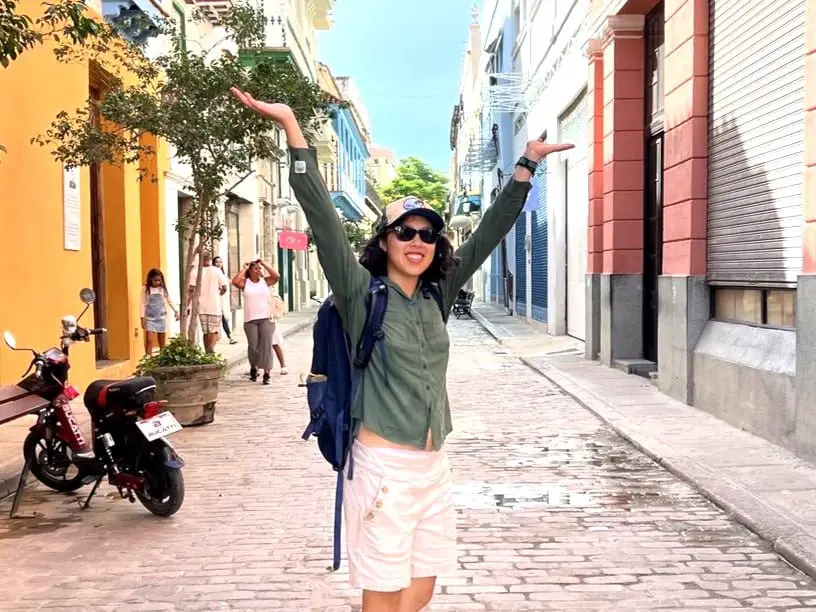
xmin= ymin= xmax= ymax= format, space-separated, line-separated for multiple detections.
xmin=136 ymin=411 xmax=182 ymax=442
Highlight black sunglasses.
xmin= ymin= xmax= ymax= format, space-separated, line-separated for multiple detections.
xmin=391 ymin=225 xmax=439 ymax=244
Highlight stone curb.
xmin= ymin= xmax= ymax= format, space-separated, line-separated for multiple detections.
xmin=471 ymin=308 xmax=512 ymax=343
xmin=472 ymin=309 xmax=816 ymax=582
xmin=0 ymin=313 xmax=317 ymax=503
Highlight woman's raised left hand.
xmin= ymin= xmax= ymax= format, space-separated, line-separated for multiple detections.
xmin=523 ymin=139 xmax=575 ymax=162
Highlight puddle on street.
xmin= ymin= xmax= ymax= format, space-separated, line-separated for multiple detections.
xmin=455 ymin=430 xmax=693 ymax=513
xmin=455 ymin=482 xmax=593 ymax=509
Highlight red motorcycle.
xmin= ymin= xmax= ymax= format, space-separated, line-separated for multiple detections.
xmin=3 ymin=288 xmax=185 ymax=517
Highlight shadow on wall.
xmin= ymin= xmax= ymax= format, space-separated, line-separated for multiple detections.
xmin=691 ymin=115 xmax=798 ymax=452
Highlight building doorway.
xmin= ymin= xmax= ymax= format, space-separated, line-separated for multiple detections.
xmin=225 ymin=206 xmax=241 ymax=312
xmin=642 ymin=2 xmax=665 ymax=363
xmin=89 ymin=85 xmax=108 ymax=363
xmin=277 ymin=246 xmax=295 ymax=312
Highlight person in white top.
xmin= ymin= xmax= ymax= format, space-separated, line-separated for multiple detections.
xmin=269 ymin=294 xmax=288 ymax=375
xmin=212 ymin=256 xmax=238 ymax=345
xmin=186 ymin=251 xmax=228 ymax=354
xmin=232 ymin=259 xmax=281 ymax=384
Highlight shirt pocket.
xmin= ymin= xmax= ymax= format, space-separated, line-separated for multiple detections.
xmin=419 ymin=301 xmax=450 ymax=354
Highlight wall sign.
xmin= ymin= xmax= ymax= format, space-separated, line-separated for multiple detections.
xmin=278 ymin=230 xmax=309 ymax=251
xmin=63 ymin=166 xmax=81 ymax=251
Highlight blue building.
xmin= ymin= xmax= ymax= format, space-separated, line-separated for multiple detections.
xmin=329 ymin=103 xmax=369 ymax=222
xmin=483 ymin=14 xmax=523 ymax=313
xmin=483 ymin=9 xmax=548 ymax=323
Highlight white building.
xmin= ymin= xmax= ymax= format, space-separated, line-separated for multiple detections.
xmin=514 ymin=0 xmax=591 ymax=339
xmin=449 ymin=5 xmax=493 ymax=299
xmin=366 ymin=145 xmax=398 ymax=189
xmin=451 ymin=0 xmax=590 ymax=338
xmin=160 ymin=0 xmax=334 ymax=336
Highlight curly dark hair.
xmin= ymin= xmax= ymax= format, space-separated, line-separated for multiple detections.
xmin=358 ymin=229 xmax=460 ymax=283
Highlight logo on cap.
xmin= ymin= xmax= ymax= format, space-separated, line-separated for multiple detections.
xmin=403 ymin=199 xmax=421 ymax=211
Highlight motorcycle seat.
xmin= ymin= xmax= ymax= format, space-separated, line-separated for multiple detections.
xmin=84 ymin=377 xmax=157 ymax=412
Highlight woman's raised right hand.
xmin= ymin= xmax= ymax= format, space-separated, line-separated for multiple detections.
xmin=230 ymin=88 xmax=294 ymax=125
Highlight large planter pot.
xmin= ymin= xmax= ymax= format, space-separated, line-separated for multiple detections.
xmin=148 ymin=363 xmax=224 ymax=427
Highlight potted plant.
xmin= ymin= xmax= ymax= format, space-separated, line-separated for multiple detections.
xmin=136 ymin=336 xmax=226 ymax=427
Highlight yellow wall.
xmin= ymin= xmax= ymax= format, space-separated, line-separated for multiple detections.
xmin=0 ymin=1 xmax=167 ymax=388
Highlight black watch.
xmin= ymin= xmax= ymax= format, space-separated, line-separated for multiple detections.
xmin=516 ymin=155 xmax=538 ymax=174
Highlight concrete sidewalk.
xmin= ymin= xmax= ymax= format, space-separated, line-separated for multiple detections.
xmin=472 ymin=300 xmax=816 ymax=581
xmin=0 ymin=308 xmax=316 ymax=502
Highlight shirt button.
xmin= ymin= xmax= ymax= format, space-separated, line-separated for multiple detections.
xmin=422 ymin=364 xmax=427 ymax=370
xmin=365 ymin=512 xmax=374 ymax=520
xmin=375 ymin=500 xmax=383 ymax=509
xmin=382 ymin=486 xmax=389 ymax=494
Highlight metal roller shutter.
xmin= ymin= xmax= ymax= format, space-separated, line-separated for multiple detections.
xmin=707 ymin=0 xmax=805 ymax=284
xmin=514 ymin=216 xmax=527 ymax=316
xmin=530 ymin=166 xmax=548 ymax=322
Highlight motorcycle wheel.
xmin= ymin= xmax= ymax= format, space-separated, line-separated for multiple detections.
xmin=23 ymin=431 xmax=87 ymax=493
xmin=135 ymin=464 xmax=184 ymax=517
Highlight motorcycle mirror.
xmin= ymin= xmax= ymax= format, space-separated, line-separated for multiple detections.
xmin=3 ymin=331 xmax=16 ymax=350
xmin=79 ymin=288 xmax=96 ymax=305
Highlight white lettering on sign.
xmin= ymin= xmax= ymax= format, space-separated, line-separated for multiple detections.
xmin=63 ymin=166 xmax=81 ymax=251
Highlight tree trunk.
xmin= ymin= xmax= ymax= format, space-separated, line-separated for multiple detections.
xmin=179 ymin=192 xmax=208 ymax=342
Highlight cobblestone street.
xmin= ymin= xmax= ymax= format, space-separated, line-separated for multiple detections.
xmin=1 ymin=320 xmax=815 ymax=611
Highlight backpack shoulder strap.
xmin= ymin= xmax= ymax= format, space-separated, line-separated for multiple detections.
xmin=352 ymin=277 xmax=389 ymax=370
xmin=423 ymin=281 xmax=448 ymax=324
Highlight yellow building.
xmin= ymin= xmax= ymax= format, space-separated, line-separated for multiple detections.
xmin=0 ymin=0 xmax=168 ymax=388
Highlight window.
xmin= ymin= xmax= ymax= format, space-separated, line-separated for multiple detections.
xmin=512 ymin=3 xmax=521 ymax=40
xmin=644 ymin=4 xmax=664 ymax=132
xmin=712 ymin=288 xmax=796 ymax=328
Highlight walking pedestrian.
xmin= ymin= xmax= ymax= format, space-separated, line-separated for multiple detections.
xmin=270 ymin=294 xmax=288 ymax=375
xmin=232 ymin=87 xmax=573 ymax=612
xmin=187 ymin=250 xmax=227 ymax=353
xmin=140 ymin=268 xmax=179 ymax=355
xmin=232 ymin=259 xmax=281 ymax=384
xmin=213 ymin=256 xmax=238 ymax=345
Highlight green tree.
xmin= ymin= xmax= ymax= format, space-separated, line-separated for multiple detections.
xmin=1 ymin=0 xmax=106 ymax=157
xmin=306 ymin=219 xmax=373 ymax=254
xmin=343 ymin=220 xmax=374 ymax=253
xmin=33 ymin=3 xmax=333 ymax=340
xmin=0 ymin=0 xmax=102 ymax=67
xmin=381 ymin=157 xmax=449 ymax=214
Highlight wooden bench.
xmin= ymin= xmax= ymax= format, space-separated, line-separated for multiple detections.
xmin=0 ymin=385 xmax=48 ymax=425
xmin=0 ymin=385 xmax=49 ymax=517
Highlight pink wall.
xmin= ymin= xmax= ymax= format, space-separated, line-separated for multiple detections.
xmin=601 ymin=15 xmax=646 ymax=274
xmin=587 ymin=40 xmax=605 ymax=274
xmin=662 ymin=0 xmax=709 ymax=275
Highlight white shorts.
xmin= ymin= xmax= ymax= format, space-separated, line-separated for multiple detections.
xmin=271 ymin=323 xmax=284 ymax=346
xmin=343 ymin=441 xmax=458 ymax=592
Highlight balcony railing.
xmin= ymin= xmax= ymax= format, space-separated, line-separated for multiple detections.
xmin=340 ymin=171 xmax=365 ymax=210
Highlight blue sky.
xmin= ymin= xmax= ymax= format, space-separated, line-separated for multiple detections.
xmin=317 ymin=0 xmax=474 ymax=172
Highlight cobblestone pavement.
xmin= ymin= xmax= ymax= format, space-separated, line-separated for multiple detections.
xmin=1 ymin=321 xmax=815 ymax=611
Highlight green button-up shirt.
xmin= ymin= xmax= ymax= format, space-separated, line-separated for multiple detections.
xmin=289 ymin=147 xmax=531 ymax=450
